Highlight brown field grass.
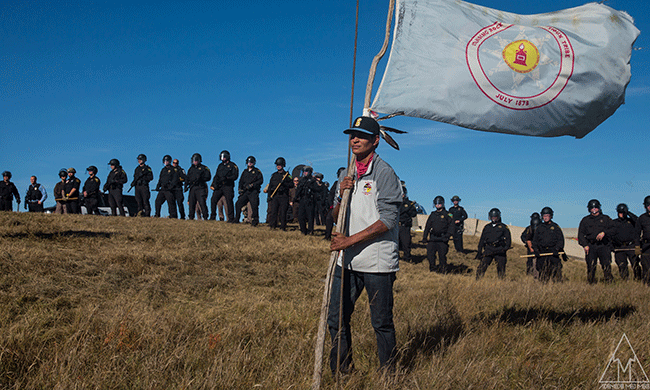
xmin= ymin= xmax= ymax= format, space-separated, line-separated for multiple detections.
xmin=1 ymin=211 xmax=649 ymax=389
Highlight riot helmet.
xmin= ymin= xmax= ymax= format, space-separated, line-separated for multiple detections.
xmin=67 ymin=167 xmax=76 ymax=174
xmin=2 ymin=171 xmax=11 ymax=179
xmin=219 ymin=150 xmax=230 ymax=161
xmin=488 ymin=208 xmax=501 ymax=220
xmin=451 ymin=195 xmax=461 ymax=202
xmin=58 ymin=169 xmax=68 ymax=178
xmin=274 ymin=157 xmax=286 ymax=167
xmin=314 ymin=172 xmax=324 ymax=180
xmin=162 ymin=155 xmax=172 ymax=164
xmin=87 ymin=166 xmax=98 ymax=175
xmin=540 ymin=207 xmax=553 ymax=218
xmin=109 ymin=158 xmax=120 ymax=167
xmin=137 ymin=154 xmax=147 ymax=162
xmin=644 ymin=196 xmax=650 ymax=208
xmin=191 ymin=153 xmax=202 ymax=164
xmin=616 ymin=203 xmax=629 ymax=215
xmin=433 ymin=196 xmax=445 ymax=206
xmin=587 ymin=199 xmax=601 ymax=210
xmin=246 ymin=156 xmax=256 ymax=165
xmin=303 ymin=166 xmax=313 ymax=174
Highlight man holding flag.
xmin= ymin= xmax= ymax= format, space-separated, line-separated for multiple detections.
xmin=328 ymin=116 xmax=403 ymax=375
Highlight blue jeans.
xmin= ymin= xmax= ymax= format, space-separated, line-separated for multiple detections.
xmin=327 ymin=266 xmax=397 ymax=375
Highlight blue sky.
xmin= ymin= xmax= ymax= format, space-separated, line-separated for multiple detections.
xmin=2 ymin=0 xmax=648 ymax=228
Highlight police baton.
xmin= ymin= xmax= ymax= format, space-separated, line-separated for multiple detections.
xmin=520 ymin=252 xmax=566 ymax=258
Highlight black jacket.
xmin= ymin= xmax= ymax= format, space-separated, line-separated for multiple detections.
xmin=612 ymin=213 xmax=638 ymax=246
xmin=132 ymin=164 xmax=154 ymax=187
xmin=423 ymin=208 xmax=454 ymax=242
xmin=238 ymin=167 xmax=263 ymax=193
xmin=399 ymin=197 xmax=418 ymax=227
xmin=104 ymin=167 xmax=128 ymax=191
xmin=0 ymin=181 xmax=20 ymax=202
xmin=186 ymin=164 xmax=211 ymax=189
xmin=267 ymin=170 xmax=293 ymax=198
xmin=83 ymin=176 xmax=101 ymax=198
xmin=478 ymin=222 xmax=511 ymax=255
xmin=532 ymin=221 xmax=564 ymax=252
xmin=211 ymin=161 xmax=239 ymax=189
xmin=578 ymin=213 xmax=615 ymax=247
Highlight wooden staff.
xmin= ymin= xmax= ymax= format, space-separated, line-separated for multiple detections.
xmin=520 ymin=252 xmax=566 ymax=258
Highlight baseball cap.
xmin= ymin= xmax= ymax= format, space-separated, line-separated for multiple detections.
xmin=344 ymin=116 xmax=380 ymax=136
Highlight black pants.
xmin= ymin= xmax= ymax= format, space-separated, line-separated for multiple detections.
xmin=173 ymin=188 xmax=185 ymax=219
xmin=27 ymin=202 xmax=44 ymax=212
xmin=398 ymin=225 xmax=412 ymax=261
xmin=235 ymin=191 xmax=260 ymax=225
xmin=0 ymin=199 xmax=13 ymax=211
xmin=427 ymin=240 xmax=448 ymax=272
xmin=84 ymin=197 xmax=101 ymax=215
xmin=66 ymin=200 xmax=80 ymax=214
xmin=641 ymin=249 xmax=650 ymax=285
xmin=298 ymin=200 xmax=315 ymax=234
xmin=585 ymin=244 xmax=612 ymax=283
xmin=536 ymin=254 xmax=562 ymax=282
xmin=155 ymin=190 xmax=177 ymax=218
xmin=614 ymin=248 xmax=640 ymax=280
xmin=452 ymin=224 xmax=464 ymax=252
xmin=476 ymin=252 xmax=507 ymax=279
xmin=210 ymin=186 xmax=234 ymax=221
xmin=134 ymin=185 xmax=151 ymax=217
xmin=268 ymin=194 xmax=289 ymax=230
xmin=188 ymin=186 xmax=208 ymax=220
xmin=324 ymin=208 xmax=335 ymax=239
xmin=108 ymin=189 xmax=125 ymax=216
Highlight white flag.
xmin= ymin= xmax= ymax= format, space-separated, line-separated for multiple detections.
xmin=370 ymin=0 xmax=640 ymax=138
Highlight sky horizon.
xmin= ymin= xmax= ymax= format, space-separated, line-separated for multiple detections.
xmin=2 ymin=0 xmax=648 ymax=228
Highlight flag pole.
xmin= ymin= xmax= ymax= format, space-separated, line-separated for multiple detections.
xmin=311 ymin=1 xmax=395 ymax=389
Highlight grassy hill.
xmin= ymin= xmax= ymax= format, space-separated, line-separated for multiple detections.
xmin=1 ymin=212 xmax=648 ymax=389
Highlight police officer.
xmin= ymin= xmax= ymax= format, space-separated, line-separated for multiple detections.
xmin=521 ymin=212 xmax=541 ymax=276
xmin=131 ymin=154 xmax=153 ymax=217
xmin=449 ymin=195 xmax=468 ymax=253
xmin=103 ymin=159 xmax=128 ymax=216
xmin=171 ymin=158 xmax=187 ymax=219
xmin=234 ymin=156 xmax=263 ymax=226
xmin=265 ymin=157 xmax=293 ymax=230
xmin=0 ymin=171 xmax=21 ymax=211
xmin=154 ymin=155 xmax=178 ymax=218
xmin=422 ymin=196 xmax=454 ymax=273
xmin=64 ymin=168 xmax=81 ymax=214
xmin=398 ymin=186 xmax=418 ymax=262
xmin=578 ymin=199 xmax=616 ymax=283
xmin=210 ymin=150 xmax=238 ymax=222
xmin=313 ymin=173 xmax=329 ymax=226
xmin=296 ymin=166 xmax=316 ymax=234
xmin=476 ymin=208 xmax=511 ymax=279
xmin=324 ymin=167 xmax=346 ymax=240
xmin=24 ymin=176 xmax=47 ymax=212
xmin=612 ymin=203 xmax=640 ymax=280
xmin=637 ymin=196 xmax=650 ymax=285
xmin=185 ymin=153 xmax=211 ymax=220
xmin=53 ymin=169 xmax=68 ymax=214
xmin=532 ymin=207 xmax=565 ymax=282
xmin=83 ymin=166 xmax=102 ymax=215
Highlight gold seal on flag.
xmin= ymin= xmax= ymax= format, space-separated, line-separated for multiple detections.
xmin=502 ymin=40 xmax=539 ymax=74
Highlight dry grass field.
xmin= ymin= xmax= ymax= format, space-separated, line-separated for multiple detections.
xmin=1 ymin=211 xmax=649 ymax=389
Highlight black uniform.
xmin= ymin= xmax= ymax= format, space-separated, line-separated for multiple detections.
xmin=173 ymin=165 xmax=187 ymax=219
xmin=235 ymin=167 xmax=263 ymax=225
xmin=422 ymin=208 xmax=455 ymax=272
xmin=104 ymin=166 xmax=128 ymax=216
xmin=532 ymin=221 xmax=564 ymax=282
xmin=476 ymin=222 xmax=511 ymax=279
xmin=154 ymin=165 xmax=178 ymax=218
xmin=0 ymin=181 xmax=20 ymax=211
xmin=186 ymin=163 xmax=211 ymax=220
xmin=449 ymin=205 xmax=468 ymax=252
xmin=210 ymin=161 xmax=238 ymax=221
xmin=612 ymin=213 xmax=640 ymax=280
xmin=295 ymin=175 xmax=316 ymax=234
xmin=83 ymin=176 xmax=102 ymax=215
xmin=132 ymin=164 xmax=154 ymax=217
xmin=63 ymin=175 xmax=82 ymax=214
xmin=324 ymin=181 xmax=338 ymax=240
xmin=266 ymin=169 xmax=293 ymax=230
xmin=25 ymin=182 xmax=45 ymax=212
xmin=314 ymin=181 xmax=329 ymax=225
xmin=578 ymin=213 xmax=616 ymax=283
xmin=398 ymin=197 xmax=418 ymax=261
xmin=637 ymin=212 xmax=650 ymax=284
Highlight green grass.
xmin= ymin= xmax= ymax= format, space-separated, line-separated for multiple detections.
xmin=1 ymin=212 xmax=648 ymax=389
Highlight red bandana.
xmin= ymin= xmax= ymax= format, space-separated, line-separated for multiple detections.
xmin=355 ymin=153 xmax=374 ymax=177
